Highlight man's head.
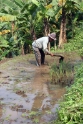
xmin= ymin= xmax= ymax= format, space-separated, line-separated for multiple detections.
xmin=48 ymin=32 xmax=56 ymax=42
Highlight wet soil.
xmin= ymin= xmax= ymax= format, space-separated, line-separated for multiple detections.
xmin=0 ymin=53 xmax=82 ymax=124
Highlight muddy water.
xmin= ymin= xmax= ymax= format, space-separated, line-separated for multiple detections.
xmin=0 ymin=53 xmax=81 ymax=124
xmin=0 ymin=55 xmax=65 ymax=124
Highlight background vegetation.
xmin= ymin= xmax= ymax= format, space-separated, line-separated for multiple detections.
xmin=0 ymin=0 xmax=83 ymax=123
xmin=0 ymin=0 xmax=83 ymax=60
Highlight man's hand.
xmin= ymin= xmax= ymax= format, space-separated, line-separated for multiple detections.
xmin=50 ymin=53 xmax=54 ymax=56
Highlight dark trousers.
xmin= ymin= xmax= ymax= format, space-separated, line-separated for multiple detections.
xmin=39 ymin=49 xmax=45 ymax=65
xmin=32 ymin=46 xmax=45 ymax=66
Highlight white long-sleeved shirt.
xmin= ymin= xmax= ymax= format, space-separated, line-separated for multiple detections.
xmin=32 ymin=36 xmax=50 ymax=53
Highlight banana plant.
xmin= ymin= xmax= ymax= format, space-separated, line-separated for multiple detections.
xmin=15 ymin=0 xmax=40 ymax=54
xmin=0 ymin=0 xmax=20 ymax=57
xmin=36 ymin=0 xmax=54 ymax=35
xmin=59 ymin=0 xmax=83 ymax=48
xmin=0 ymin=35 xmax=9 ymax=60
xmin=50 ymin=0 xmax=83 ymax=48
xmin=0 ymin=0 xmax=38 ymax=55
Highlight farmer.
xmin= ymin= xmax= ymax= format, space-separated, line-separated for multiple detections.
xmin=32 ymin=32 xmax=56 ymax=66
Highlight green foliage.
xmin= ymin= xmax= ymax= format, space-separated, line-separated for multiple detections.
xmin=32 ymin=0 xmax=39 ymax=6
xmin=0 ymin=49 xmax=9 ymax=60
xmin=78 ymin=47 xmax=83 ymax=58
xmin=55 ymin=63 xmax=83 ymax=124
xmin=0 ymin=36 xmax=9 ymax=47
xmin=64 ymin=27 xmax=83 ymax=56
xmin=0 ymin=34 xmax=21 ymax=60
xmin=50 ymin=61 xmax=74 ymax=86
xmin=0 ymin=0 xmax=83 ymax=60
xmin=0 ymin=36 xmax=9 ymax=60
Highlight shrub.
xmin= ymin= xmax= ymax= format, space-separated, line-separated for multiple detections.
xmin=64 ymin=27 xmax=83 ymax=56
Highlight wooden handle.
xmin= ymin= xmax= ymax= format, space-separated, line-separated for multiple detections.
xmin=53 ymin=54 xmax=64 ymax=58
xmin=53 ymin=54 xmax=64 ymax=63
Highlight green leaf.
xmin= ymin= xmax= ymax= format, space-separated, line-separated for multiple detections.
xmin=14 ymin=0 xmax=24 ymax=8
xmin=46 ymin=8 xmax=55 ymax=17
xmin=0 ymin=36 xmax=9 ymax=47
xmin=31 ymin=0 xmax=39 ymax=6
xmin=52 ymin=0 xmax=58 ymax=6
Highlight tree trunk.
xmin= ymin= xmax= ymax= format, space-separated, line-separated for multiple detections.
xmin=43 ymin=17 xmax=50 ymax=51
xmin=31 ymin=27 xmax=37 ymax=40
xmin=44 ymin=17 xmax=50 ymax=36
xmin=11 ymin=21 xmax=15 ymax=37
xmin=59 ymin=7 xmax=67 ymax=48
xmin=21 ymin=44 xmax=24 ymax=55
xmin=54 ymin=40 xmax=57 ymax=50
xmin=30 ymin=21 xmax=37 ymax=40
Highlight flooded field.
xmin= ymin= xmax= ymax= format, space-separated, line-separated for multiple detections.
xmin=0 ymin=53 xmax=82 ymax=124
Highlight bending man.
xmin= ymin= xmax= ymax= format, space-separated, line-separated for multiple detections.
xmin=32 ymin=32 xmax=56 ymax=66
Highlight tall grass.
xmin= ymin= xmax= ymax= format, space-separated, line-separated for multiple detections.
xmin=55 ymin=63 xmax=83 ymax=124
xmin=64 ymin=27 xmax=83 ymax=58
xmin=50 ymin=61 xmax=74 ymax=86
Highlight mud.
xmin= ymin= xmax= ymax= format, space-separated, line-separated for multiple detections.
xmin=0 ymin=53 xmax=82 ymax=124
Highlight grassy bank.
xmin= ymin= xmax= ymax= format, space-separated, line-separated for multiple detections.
xmin=55 ymin=62 xmax=83 ymax=124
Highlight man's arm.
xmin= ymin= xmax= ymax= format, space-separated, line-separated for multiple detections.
xmin=45 ymin=48 xmax=54 ymax=56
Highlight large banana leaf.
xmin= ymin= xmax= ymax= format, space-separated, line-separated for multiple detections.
xmin=1 ymin=0 xmax=23 ymax=10
xmin=0 ymin=13 xmax=16 ymax=21
xmin=0 ymin=49 xmax=10 ymax=60
xmin=32 ymin=0 xmax=39 ymax=6
xmin=0 ymin=22 xmax=9 ymax=28
xmin=46 ymin=8 xmax=55 ymax=17
xmin=0 ymin=36 xmax=9 ymax=48
xmin=14 ymin=0 xmax=24 ymax=8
